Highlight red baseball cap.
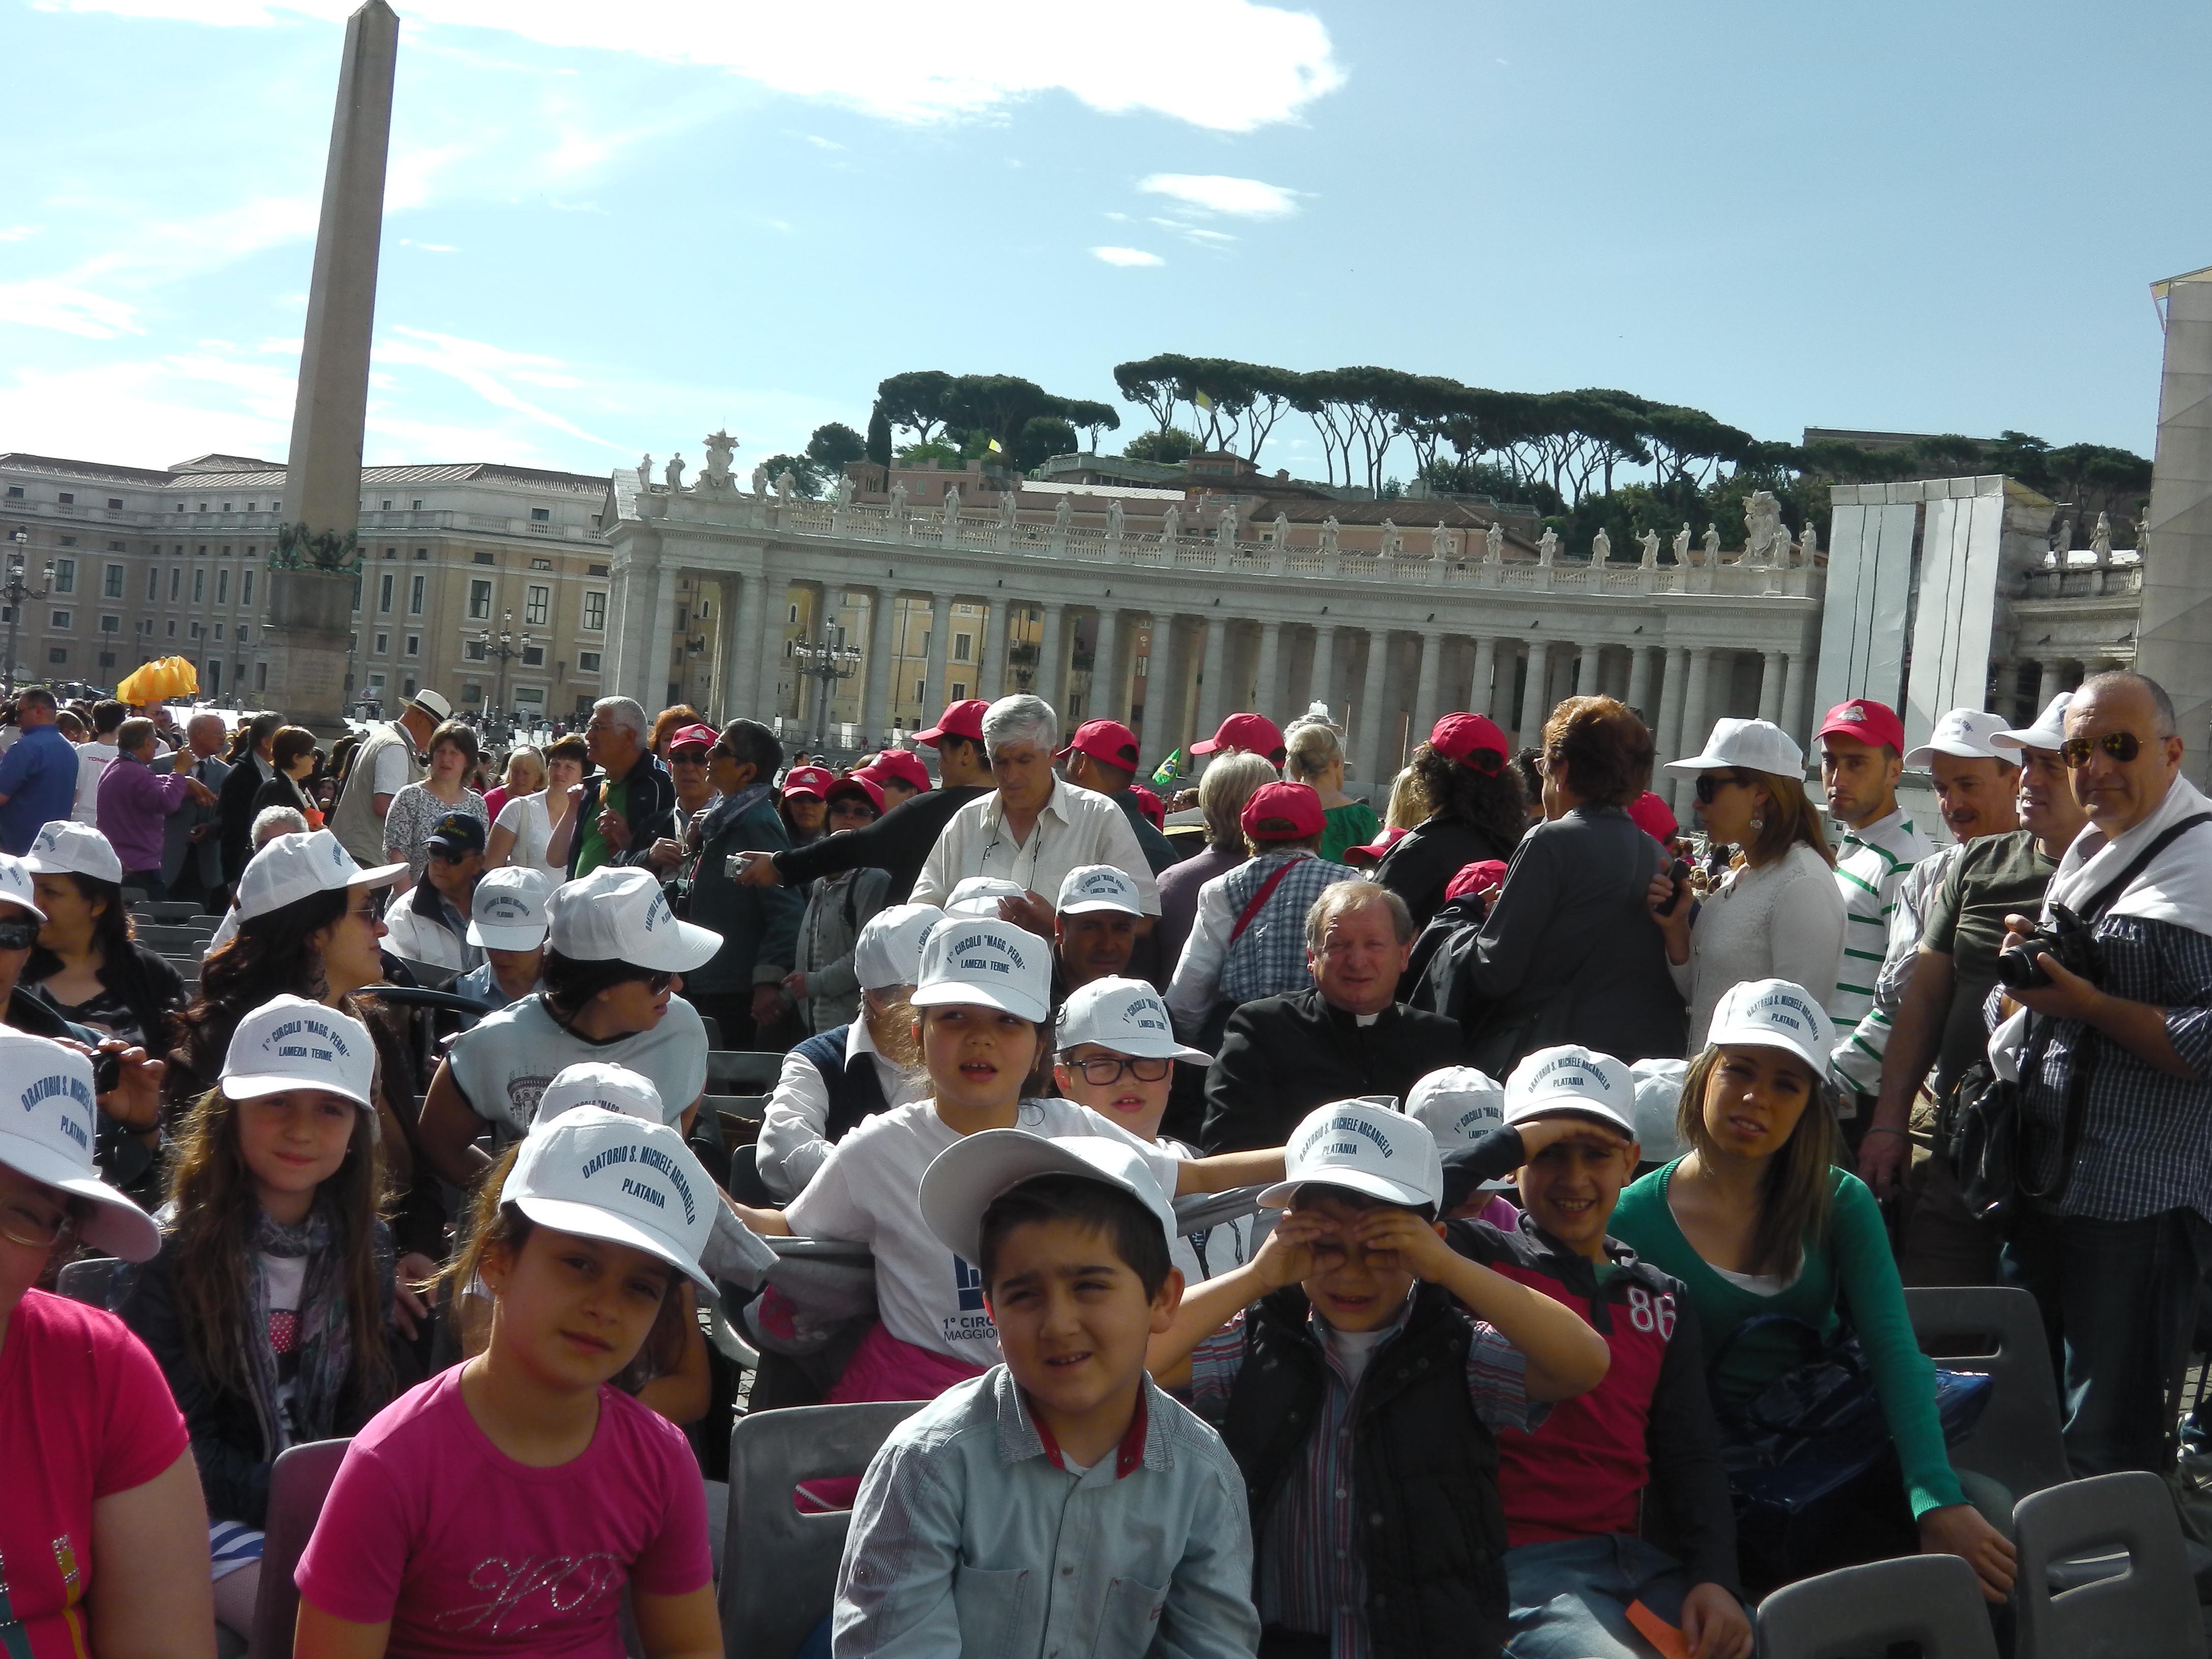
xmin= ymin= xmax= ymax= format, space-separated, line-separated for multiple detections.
xmin=1428 ymin=712 xmax=1509 ymax=773
xmin=1126 ymin=783 xmax=1166 ymax=830
xmin=665 ymin=722 xmax=718 ymax=756
xmin=781 ymin=764 xmax=837 ymax=802
xmin=1816 ymin=698 xmax=1905 ymax=754
xmin=914 ymin=699 xmax=989 ymax=747
xmin=1626 ymin=790 xmax=1679 ymax=843
xmin=1240 ymin=781 xmax=1327 ymax=842
xmin=1445 ymin=859 xmax=1509 ymax=903
xmin=1057 ymin=719 xmax=1143 ymax=774
xmin=1191 ymin=711 xmax=1285 ymax=760
xmin=825 ymin=774 xmax=885 ymax=814
xmin=1344 ymin=824 xmax=1408 ymax=868
xmin=858 ymin=749 xmax=932 ymax=794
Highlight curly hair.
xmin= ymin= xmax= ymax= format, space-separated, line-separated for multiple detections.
xmin=1408 ymin=743 xmax=1526 ymax=849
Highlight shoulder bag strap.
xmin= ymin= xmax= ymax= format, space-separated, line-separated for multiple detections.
xmin=1229 ymin=859 xmax=1301 ymax=945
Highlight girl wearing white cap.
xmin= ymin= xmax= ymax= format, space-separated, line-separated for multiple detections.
xmin=292 ymin=1108 xmax=722 ymax=1658
xmin=113 ymin=995 xmax=410 ymax=1644
xmin=0 ymin=1029 xmax=218 ymax=1658
xmin=1609 ymin=978 xmax=2016 ymax=1602
xmin=22 ymin=819 xmax=188 ymax=1071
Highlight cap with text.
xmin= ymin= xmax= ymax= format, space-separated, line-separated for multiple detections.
xmin=911 ymin=918 xmax=1052 ymax=1022
xmin=1503 ymin=1044 xmax=1637 ymax=1138
xmin=920 ymin=1128 xmax=1178 ymax=1269
xmin=220 ymin=993 xmax=377 ymax=1113
xmin=1191 ymin=711 xmax=1286 ymax=760
xmin=500 ymin=1104 xmax=716 ymax=1293
xmin=1665 ymin=716 xmax=1804 ymax=780
xmin=915 ymin=699 xmax=990 ymax=747
xmin=546 ymin=865 xmax=720 ymax=972
xmin=1056 ymin=975 xmax=1210 ymax=1063
xmin=425 ymin=811 xmax=487 ymax=858
xmin=1259 ymin=1097 xmax=1445 ymax=1211
xmin=0 ymin=853 xmax=46 ymax=921
xmin=1705 ymin=977 xmax=1835 ymax=1077
xmin=467 ymin=866 xmax=552 ymax=950
xmin=1904 ymin=708 xmax=2014 ymax=769
xmin=1815 ymin=697 xmax=1906 ymax=754
xmin=1406 ymin=1065 xmax=1508 ymax=1150
xmin=235 ymin=829 xmax=407 ymax=923
xmin=0 ymin=1029 xmax=159 ymax=1261
xmin=944 ymin=875 xmax=1027 ymax=919
xmin=530 ymin=1061 xmax=664 ymax=1129
xmin=853 ymin=903 xmax=943 ymax=992
xmin=25 ymin=820 xmax=121 ymax=886
xmin=1992 ymin=692 xmax=2073 ymax=754
xmin=1056 ymin=863 xmax=1145 ymax=916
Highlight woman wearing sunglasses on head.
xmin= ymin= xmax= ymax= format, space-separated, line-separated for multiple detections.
xmin=1647 ymin=718 xmax=1845 ymax=1049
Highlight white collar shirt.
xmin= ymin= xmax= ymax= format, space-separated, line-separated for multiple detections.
xmin=910 ymin=775 xmax=1161 ymax=915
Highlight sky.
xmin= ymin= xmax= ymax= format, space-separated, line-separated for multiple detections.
xmin=3 ymin=0 xmax=2207 ymax=484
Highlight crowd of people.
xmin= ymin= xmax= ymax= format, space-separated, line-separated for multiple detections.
xmin=2 ymin=661 xmax=2205 ymax=1659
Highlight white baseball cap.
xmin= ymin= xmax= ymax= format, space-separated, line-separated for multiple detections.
xmin=1664 ymin=717 xmax=1804 ymax=780
xmin=853 ymin=903 xmax=943 ymax=993
xmin=1056 ymin=864 xmax=1144 ymax=917
xmin=1706 ymin=977 xmax=1835 ymax=1076
xmin=234 ymin=830 xmax=405 ymax=923
xmin=467 ymin=866 xmax=551 ymax=950
xmin=1629 ymin=1058 xmax=1688 ymax=1164
xmin=546 ymin=866 xmax=720 ymax=972
xmin=1056 ymin=976 xmax=1210 ymax=1063
xmin=25 ymin=820 xmax=122 ymax=886
xmin=409 ymin=689 xmax=454 ymax=722
xmin=1259 ymin=1098 xmax=1444 ymax=1211
xmin=911 ymin=918 xmax=1053 ymax=1021
xmin=1504 ymin=1045 xmax=1637 ymax=1137
xmin=0 ymin=1029 xmax=159 ymax=1261
xmin=1406 ymin=1066 xmax=1512 ymax=1192
xmin=220 ymin=994 xmax=377 ymax=1112
xmin=499 ymin=1104 xmax=716 ymax=1294
xmin=530 ymin=1061 xmax=664 ymax=1129
xmin=0 ymin=853 xmax=47 ymax=921
xmin=919 ymin=1128 xmax=1178 ymax=1268
xmin=944 ymin=876 xmax=1027 ymax=919
xmin=1992 ymin=692 xmax=2073 ymax=754
xmin=1904 ymin=709 xmax=2013 ymax=769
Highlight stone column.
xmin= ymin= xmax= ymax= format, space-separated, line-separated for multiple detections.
xmin=646 ymin=559 xmax=681 ymax=711
xmin=860 ymin=585 xmax=900 ymax=745
xmin=1757 ymin=649 xmax=1786 ymax=724
xmin=1355 ymin=629 xmax=1392 ymax=785
xmin=1412 ymin=628 xmax=1445 ymax=745
xmin=1035 ymin=600 xmax=1066 ymax=718
xmin=1309 ymin=624 xmax=1337 ymax=721
xmin=1655 ymin=646 xmax=1690 ymax=780
xmin=1090 ymin=606 xmax=1121 ymax=723
xmin=978 ymin=596 xmax=1009 ymax=702
xmin=1470 ymin=636 xmax=1498 ymax=724
xmin=1196 ymin=612 xmax=1230 ymax=746
xmin=923 ymin=592 xmax=952 ymax=717
xmin=2137 ymin=273 xmax=2212 ymax=789
xmin=1517 ymin=640 xmax=1552 ymax=745
xmin=753 ymin=566 xmax=785 ymax=720
xmin=1573 ymin=642 xmax=1597 ymax=699
xmin=1625 ymin=644 xmax=1655 ymax=725
xmin=1674 ymin=648 xmax=1715 ymax=814
xmin=1252 ymin=620 xmax=1283 ymax=720
xmin=720 ymin=568 xmax=758 ymax=721
xmin=1780 ymin=651 xmax=1810 ymax=747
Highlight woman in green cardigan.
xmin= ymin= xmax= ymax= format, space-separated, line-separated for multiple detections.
xmin=1609 ymin=976 xmax=2017 ymax=1602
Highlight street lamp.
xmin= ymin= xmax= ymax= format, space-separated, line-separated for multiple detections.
xmin=476 ymin=607 xmax=534 ymax=733
xmin=792 ymin=628 xmax=863 ymax=753
xmin=3 ymin=531 xmax=53 ymax=699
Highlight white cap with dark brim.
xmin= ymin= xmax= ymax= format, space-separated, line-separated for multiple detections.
xmin=0 ymin=1030 xmax=159 ymax=1261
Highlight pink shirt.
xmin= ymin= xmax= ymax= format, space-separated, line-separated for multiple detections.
xmin=0 ymin=1290 xmax=190 ymax=1658
xmin=295 ymin=1368 xmax=711 ymax=1657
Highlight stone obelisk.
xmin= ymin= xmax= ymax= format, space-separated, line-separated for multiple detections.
xmin=263 ymin=0 xmax=400 ymax=732
xmin=2136 ymin=265 xmax=2212 ymax=787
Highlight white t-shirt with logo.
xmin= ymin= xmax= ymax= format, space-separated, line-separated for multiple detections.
xmin=782 ymin=1096 xmax=1185 ymax=1366
xmin=73 ymin=741 xmax=120 ymax=824
xmin=444 ymin=992 xmax=708 ymax=1148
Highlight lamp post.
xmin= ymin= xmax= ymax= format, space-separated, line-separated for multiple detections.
xmin=792 ymin=628 xmax=862 ymax=753
xmin=476 ymin=607 xmax=534 ymax=734
xmin=3 ymin=531 xmax=53 ymax=699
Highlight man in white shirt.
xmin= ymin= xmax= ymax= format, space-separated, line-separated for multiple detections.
xmin=909 ymin=693 xmax=1160 ymax=931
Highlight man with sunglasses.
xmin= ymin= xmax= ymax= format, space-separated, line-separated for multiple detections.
xmin=1987 ymin=670 xmax=2212 ymax=1476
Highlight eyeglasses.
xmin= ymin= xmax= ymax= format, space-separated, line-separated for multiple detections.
xmin=1694 ymin=773 xmax=1751 ymax=805
xmin=1064 ymin=1055 xmax=1173 ymax=1086
xmin=642 ymin=970 xmax=674 ymax=994
xmin=0 ymin=1193 xmax=73 ymax=1250
xmin=0 ymin=917 xmax=41 ymax=951
xmin=2060 ymin=731 xmax=2142 ymax=770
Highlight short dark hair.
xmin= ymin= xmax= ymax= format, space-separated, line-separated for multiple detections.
xmin=939 ymin=733 xmax=985 ymax=771
xmin=541 ymin=947 xmax=659 ymax=1019
xmin=428 ymin=719 xmax=480 ymax=766
xmin=1286 ymin=1180 xmax=1438 ymax=1225
xmin=544 ymin=733 xmax=589 ymax=768
xmin=271 ymin=725 xmax=318 ymax=773
xmin=718 ymin=718 xmax=782 ymax=780
xmin=16 ymin=687 xmax=55 ymax=715
xmin=978 ymin=1174 xmax=1173 ymax=1300
xmin=93 ymin=699 xmax=127 ymax=736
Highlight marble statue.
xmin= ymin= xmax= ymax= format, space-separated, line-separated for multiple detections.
xmin=1536 ymin=526 xmax=1559 ymax=566
xmin=1484 ymin=520 xmax=1504 ymax=563
xmin=703 ymin=430 xmax=735 ymax=485
xmin=998 ymin=487 xmax=1021 ymax=531
xmin=1318 ymin=515 xmax=1340 ymax=555
xmin=750 ymin=464 xmax=769 ymax=498
xmin=1162 ymin=504 xmax=1182 ymax=544
xmin=1638 ymin=528 xmax=1660 ymax=568
xmin=2091 ymin=511 xmax=2112 ymax=564
xmin=1273 ymin=512 xmax=1290 ymax=549
xmin=889 ymin=479 xmax=909 ymax=519
xmin=637 ymin=454 xmax=653 ymax=491
xmin=2140 ymin=511 xmax=2154 ymax=550
xmin=1701 ymin=524 xmax=1722 ymax=563
xmin=1055 ymin=496 xmax=1073 ymax=537
xmin=828 ymin=473 xmax=851 ymax=507
xmin=1673 ymin=523 xmax=1692 ymax=565
xmin=942 ymin=484 xmax=961 ymax=528
xmin=1591 ymin=527 xmax=1611 ymax=564
xmin=665 ymin=453 xmax=685 ymax=491
xmin=1107 ymin=498 xmax=1125 ymax=541
xmin=2052 ymin=517 xmax=2072 ymax=562
xmin=1217 ymin=503 xmax=1240 ymax=545
xmin=1743 ymin=490 xmax=1783 ymax=563
xmin=775 ymin=468 xmax=794 ymax=503
xmin=1431 ymin=520 xmax=1457 ymax=560
xmin=1379 ymin=518 xmax=1402 ymax=558
xmin=1800 ymin=518 xmax=1818 ymax=563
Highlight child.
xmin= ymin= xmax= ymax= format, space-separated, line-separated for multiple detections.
xmin=293 ymin=1106 xmax=721 ymax=1658
xmin=1404 ymin=1065 xmax=1522 ymax=1227
xmin=1440 ymin=1045 xmax=1750 ymax=1659
xmin=732 ymin=920 xmax=1284 ymax=1408
xmin=1149 ymin=1098 xmax=1611 ymax=1659
xmin=1051 ymin=974 xmax=1253 ymax=1283
xmin=833 ymin=1130 xmax=1262 ymax=1658
xmin=114 ymin=993 xmax=403 ymax=1645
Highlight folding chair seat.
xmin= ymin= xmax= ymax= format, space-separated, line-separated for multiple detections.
xmin=1753 ymin=1553 xmax=1996 ymax=1658
xmin=246 ymin=1437 xmax=352 ymax=1659
xmin=2012 ymin=1470 xmax=2201 ymax=1659
xmin=1903 ymin=1285 xmax=2071 ymax=1499
xmin=706 ymin=1050 xmax=782 ymax=1092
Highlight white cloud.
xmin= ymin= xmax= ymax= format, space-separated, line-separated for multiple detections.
xmin=0 ymin=226 xmax=41 ymax=243
xmin=1139 ymin=173 xmax=1302 ymax=219
xmin=0 ymin=279 xmax=145 ymax=341
xmin=49 ymin=0 xmax=1344 ymax=133
xmin=400 ymin=239 xmax=458 ymax=253
xmin=376 ymin=325 xmax=625 ymax=450
xmin=1092 ymin=247 xmax=1164 ymax=268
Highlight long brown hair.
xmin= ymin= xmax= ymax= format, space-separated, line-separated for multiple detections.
xmin=162 ymin=1085 xmax=393 ymax=1404
xmin=1674 ymin=1043 xmax=1839 ymax=1279
xmin=1744 ymin=769 xmax=1834 ymax=868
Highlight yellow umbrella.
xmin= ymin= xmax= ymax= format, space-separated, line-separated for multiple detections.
xmin=114 ymin=661 xmax=166 ymax=704
xmin=158 ymin=657 xmax=201 ymax=698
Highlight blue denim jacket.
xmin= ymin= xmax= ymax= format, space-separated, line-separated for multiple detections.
xmin=833 ymin=1366 xmax=1260 ymax=1658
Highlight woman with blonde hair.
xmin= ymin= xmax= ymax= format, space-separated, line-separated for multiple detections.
xmin=1647 ymin=717 xmax=1844 ymax=1050
xmin=1283 ymin=715 xmax=1379 ymax=864
xmin=481 ymin=745 xmax=543 ymax=823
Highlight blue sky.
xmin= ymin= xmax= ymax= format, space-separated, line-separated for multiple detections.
xmin=4 ymin=0 xmax=2206 ymax=481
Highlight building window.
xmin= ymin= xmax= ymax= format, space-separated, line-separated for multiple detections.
xmin=193 ymin=569 xmax=206 ymax=603
xmin=521 ymin=644 xmax=544 ymax=667
xmin=99 ymin=615 xmax=118 ymax=634
xmin=170 ymin=568 xmax=180 ymax=601
xmin=530 ymin=557 xmax=551 ymax=571
xmin=99 ymin=652 xmax=115 ymax=669
xmin=581 ymin=591 xmax=605 ymax=631
xmin=374 ymin=633 xmax=388 ymax=655
xmin=414 ymin=547 xmax=427 ymax=560
xmin=216 ymin=569 xmax=229 ymax=605
xmin=352 ymin=576 xmax=362 ymax=612
xmin=103 ymin=565 xmax=124 ymax=598
xmin=469 ymin=579 xmax=492 ymax=620
xmin=411 ymin=499 xmax=423 ymax=511
xmin=409 ymin=573 xmax=424 ymax=614
xmin=57 ymin=493 xmax=73 ymax=506
xmin=404 ymin=635 xmax=419 ymax=657
xmin=464 ymin=639 xmax=487 ymax=661
xmin=380 ymin=500 xmax=392 ymax=511
xmin=213 ymin=624 xmax=224 ymax=641
xmin=525 ymin=585 xmax=549 ymax=626
xmin=529 ymin=507 xmax=550 ymax=523
xmin=473 ymin=550 xmax=494 ymax=566
xmin=49 ymin=559 xmax=74 ymax=594
xmin=58 ymin=537 xmax=76 ymax=549
xmin=166 ymin=621 xmax=176 ymax=637
xmin=47 ymin=649 xmax=66 ymax=665
xmin=2 ymin=487 xmax=19 ymax=499
xmin=588 ymin=563 xmax=609 ymax=577
xmin=913 ymin=677 xmax=928 ymax=702
xmin=241 ymin=570 xmax=254 ymax=607
xmin=378 ymin=573 xmax=394 ymax=612
xmin=787 ymin=603 xmax=799 ymax=624
xmin=953 ymin=632 xmax=973 ymax=663
xmin=48 ymin=610 xmax=70 ymax=630
xmin=950 ymin=681 xmax=968 ymax=700
xmin=107 ymin=499 xmax=122 ymax=511
xmin=256 ymin=663 xmax=267 ymax=691
xmin=576 ymin=651 xmax=601 ymax=673
xmin=106 ymin=541 xmax=123 ymax=553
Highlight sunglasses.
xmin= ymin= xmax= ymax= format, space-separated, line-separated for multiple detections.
xmin=642 ymin=970 xmax=674 ymax=994
xmin=1694 ymin=772 xmax=1752 ymax=805
xmin=2059 ymin=731 xmax=2143 ymax=770
xmin=0 ymin=917 xmax=40 ymax=951
xmin=1064 ymin=1055 xmax=1173 ymax=1086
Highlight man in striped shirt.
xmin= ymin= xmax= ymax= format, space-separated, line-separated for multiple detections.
xmin=1816 ymin=698 xmax=1933 ymax=1138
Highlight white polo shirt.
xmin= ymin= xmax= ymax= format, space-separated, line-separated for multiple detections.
xmin=909 ymin=777 xmax=1160 ymax=915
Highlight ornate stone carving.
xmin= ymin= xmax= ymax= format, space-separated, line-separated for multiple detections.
xmin=1743 ymin=490 xmax=1784 ymax=564
xmin=637 ymin=454 xmax=653 ymax=493
xmin=1055 ymin=496 xmax=1073 ymax=537
xmin=702 ymin=431 xmax=735 ymax=486
xmin=1318 ymin=515 xmax=1339 ymax=555
xmin=1673 ymin=523 xmax=1692 ymax=565
xmin=664 ymin=453 xmax=685 ymax=491
xmin=1379 ymin=518 xmax=1403 ymax=558
xmin=1701 ymin=524 xmax=1722 ymax=563
xmin=1431 ymin=519 xmax=1458 ymax=560
xmin=1107 ymin=498 xmax=1125 ymax=543
xmin=2091 ymin=511 xmax=2112 ymax=564
xmin=1161 ymin=503 xmax=1182 ymax=544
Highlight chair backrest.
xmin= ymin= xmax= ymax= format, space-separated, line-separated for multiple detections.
xmin=2012 ymin=1471 xmax=2201 ymax=1659
xmin=1903 ymin=1285 xmax=2071 ymax=1499
xmin=705 ymin=1050 xmax=782 ymax=1092
xmin=56 ymin=1255 xmax=120 ymax=1308
xmin=246 ymin=1437 xmax=352 ymax=1659
xmin=1754 ymin=1553 xmax=1997 ymax=1658
xmin=718 ymin=1401 xmax=925 ymax=1659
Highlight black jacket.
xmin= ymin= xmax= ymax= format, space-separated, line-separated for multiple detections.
xmin=1217 ymin=1281 xmax=1509 ymax=1658
xmin=1374 ymin=813 xmax=1519 ymax=931
xmin=772 ymin=784 xmax=989 ymax=904
xmin=569 ymin=749 xmax=678 ymax=875
xmin=111 ymin=1222 xmax=396 ymax=1528
xmin=1201 ymin=988 xmax=1466 ymax=1152
xmin=217 ymin=753 xmax=271 ymax=887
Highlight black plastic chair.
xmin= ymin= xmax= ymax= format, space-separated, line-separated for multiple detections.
xmin=57 ymin=1255 xmax=120 ymax=1308
xmin=1754 ymin=1553 xmax=1997 ymax=1658
xmin=2012 ymin=1471 xmax=2201 ymax=1659
xmin=706 ymin=1050 xmax=783 ymax=1092
xmin=1903 ymin=1285 xmax=2071 ymax=1499
xmin=246 ymin=1437 xmax=352 ymax=1659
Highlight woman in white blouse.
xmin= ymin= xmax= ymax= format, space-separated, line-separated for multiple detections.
xmin=485 ymin=732 xmax=585 ymax=883
xmin=1647 ymin=717 xmax=1846 ymax=1049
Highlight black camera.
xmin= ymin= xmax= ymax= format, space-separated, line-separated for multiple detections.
xmin=1995 ymin=902 xmax=2103 ymax=991
xmin=90 ymin=1047 xmax=122 ymax=1094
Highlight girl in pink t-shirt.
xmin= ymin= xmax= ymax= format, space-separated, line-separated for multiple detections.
xmin=294 ymin=1108 xmax=720 ymax=1658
